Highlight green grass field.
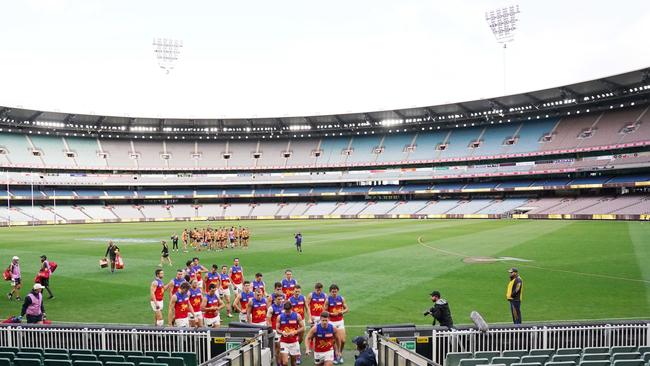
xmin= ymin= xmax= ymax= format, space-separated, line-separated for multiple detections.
xmin=1 ymin=219 xmax=649 ymax=329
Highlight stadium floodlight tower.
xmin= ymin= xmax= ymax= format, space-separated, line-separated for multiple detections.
xmin=153 ymin=38 xmax=183 ymax=74
xmin=485 ymin=5 xmax=521 ymax=95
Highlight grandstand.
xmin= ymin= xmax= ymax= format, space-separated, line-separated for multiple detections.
xmin=0 ymin=68 xmax=649 ymax=225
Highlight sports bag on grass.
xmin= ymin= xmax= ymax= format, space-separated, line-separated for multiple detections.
xmin=115 ymin=255 xmax=124 ymax=270
xmin=99 ymin=258 xmax=108 ymax=268
xmin=2 ymin=268 xmax=10 ymax=281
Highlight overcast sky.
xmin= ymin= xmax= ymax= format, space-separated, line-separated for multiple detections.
xmin=0 ymin=0 xmax=649 ymax=119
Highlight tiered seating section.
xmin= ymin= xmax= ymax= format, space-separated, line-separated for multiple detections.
xmin=0 ymin=107 xmax=648 ymax=170
xmin=445 ymin=345 xmax=650 ymax=366
xmin=1 ymin=196 xmax=649 ymax=225
xmin=0 ymin=347 xmax=197 ymax=366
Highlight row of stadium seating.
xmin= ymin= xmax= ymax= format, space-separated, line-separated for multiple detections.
xmin=0 ymin=196 xmax=647 ymax=222
xmin=1 ymin=107 xmax=648 ymax=170
xmin=0 ymin=347 xmax=195 ymax=366
xmin=2 ymin=174 xmax=650 ymax=199
xmin=446 ymin=345 xmax=650 ymax=366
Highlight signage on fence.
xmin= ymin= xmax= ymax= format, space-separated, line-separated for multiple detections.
xmin=226 ymin=342 xmax=241 ymax=351
xmin=399 ymin=341 xmax=416 ymax=351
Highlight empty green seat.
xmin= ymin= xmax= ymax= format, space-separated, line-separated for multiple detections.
xmin=18 ymin=353 xmax=43 ymax=361
xmin=21 ymin=349 xmax=44 ymax=355
xmin=105 ymin=362 xmax=135 ymax=366
xmin=491 ymin=357 xmax=521 ymax=366
xmin=154 ymin=357 xmax=184 ymax=366
xmin=14 ymin=358 xmax=43 ymax=366
xmin=0 ymin=349 xmax=19 ymax=355
xmin=642 ymin=352 xmax=650 ymax=363
xmin=138 ymin=363 xmax=167 ymax=366
xmin=458 ymin=358 xmax=489 ymax=366
xmin=545 ymin=363 xmax=575 ymax=366
xmin=0 ymin=353 xmax=15 ymax=362
xmin=170 ymin=353 xmax=195 ymax=366
xmin=637 ymin=347 xmax=650 ymax=355
xmin=611 ymin=347 xmax=637 ymax=355
xmin=70 ymin=351 xmax=93 ymax=356
xmin=612 ymin=353 xmax=641 ymax=361
xmin=552 ymin=355 xmax=579 ymax=364
xmin=118 ymin=352 xmax=142 ymax=358
xmin=520 ymin=355 xmax=549 ymax=365
xmin=45 ymin=354 xmax=70 ymax=361
xmin=445 ymin=352 xmax=473 ymax=366
xmin=71 ymin=355 xmax=98 ymax=362
xmin=474 ymin=352 xmax=500 ymax=363
xmin=99 ymin=356 xmax=125 ymax=364
xmin=45 ymin=350 xmax=68 ymax=355
xmin=503 ymin=351 xmax=528 ymax=358
xmin=0 ymin=358 xmax=12 ymax=366
xmin=612 ymin=360 xmax=644 ymax=366
xmin=73 ymin=361 xmax=103 ymax=366
xmin=578 ymin=361 xmax=609 ymax=366
xmin=581 ymin=354 xmax=609 ymax=361
xmin=126 ymin=357 xmax=154 ymax=366
xmin=144 ymin=354 xmax=169 ymax=361
xmin=555 ymin=349 xmax=581 ymax=356
xmin=511 ymin=363 xmax=542 ymax=366
xmin=583 ymin=348 xmax=609 ymax=355
xmin=529 ymin=350 xmax=554 ymax=357
xmin=96 ymin=352 xmax=118 ymax=357
xmin=45 ymin=360 xmax=73 ymax=366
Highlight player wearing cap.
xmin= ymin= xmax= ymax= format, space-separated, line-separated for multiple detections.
xmin=351 ymin=336 xmax=377 ymax=366
xmin=168 ymin=282 xmax=195 ymax=327
xmin=20 ymin=283 xmax=46 ymax=324
xmin=423 ymin=290 xmax=454 ymax=328
xmin=202 ymin=283 xmax=224 ymax=328
xmin=7 ymin=256 xmax=21 ymax=301
xmin=248 ymin=288 xmax=268 ymax=326
xmin=506 ymin=267 xmax=523 ymax=324
xmin=305 ymin=311 xmax=340 ymax=366
xmin=326 ymin=284 xmax=348 ymax=364
xmin=150 ymin=269 xmax=168 ymax=326
xmin=276 ymin=301 xmax=305 ymax=366
xmin=229 ymin=258 xmax=245 ymax=294
xmin=307 ymin=282 xmax=326 ymax=325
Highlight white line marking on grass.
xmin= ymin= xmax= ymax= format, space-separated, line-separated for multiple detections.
xmin=417 ymin=236 xmax=650 ymax=284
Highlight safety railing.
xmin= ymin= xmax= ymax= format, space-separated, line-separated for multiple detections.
xmin=376 ymin=334 xmax=440 ymax=366
xmin=0 ymin=324 xmax=211 ymax=364
xmin=199 ymin=332 xmax=266 ymax=366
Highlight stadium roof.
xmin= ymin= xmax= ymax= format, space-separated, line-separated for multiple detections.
xmin=0 ymin=67 xmax=648 ymax=139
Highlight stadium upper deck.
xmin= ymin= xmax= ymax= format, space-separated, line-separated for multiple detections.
xmin=0 ymin=68 xmax=648 ymax=173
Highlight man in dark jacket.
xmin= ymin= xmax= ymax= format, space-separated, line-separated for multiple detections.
xmin=506 ymin=267 xmax=523 ymax=324
xmin=424 ymin=290 xmax=454 ymax=328
xmin=352 ymin=336 xmax=377 ymax=366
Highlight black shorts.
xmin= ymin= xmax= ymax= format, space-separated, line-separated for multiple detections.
xmin=26 ymin=314 xmax=43 ymax=323
xmin=162 ymin=253 xmax=169 ymax=258
xmin=39 ymin=278 xmax=50 ymax=287
xmin=12 ymin=278 xmax=21 ymax=286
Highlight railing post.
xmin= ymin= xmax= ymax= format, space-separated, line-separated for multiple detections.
xmin=101 ymin=328 xmax=106 ymax=350
xmin=207 ymin=330 xmax=212 ymax=361
xmin=542 ymin=326 xmax=548 ymax=350
xmin=431 ymin=328 xmax=437 ymax=364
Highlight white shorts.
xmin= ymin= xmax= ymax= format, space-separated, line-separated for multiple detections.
xmin=197 ymin=281 xmax=204 ymax=289
xmin=233 ymin=283 xmax=243 ymax=293
xmin=314 ymin=350 xmax=335 ymax=363
xmin=190 ymin=311 xmax=203 ymax=320
xmin=219 ymin=288 xmax=231 ymax=298
xmin=329 ymin=320 xmax=344 ymax=329
xmin=150 ymin=301 xmax=163 ymax=311
xmin=174 ymin=317 xmax=189 ymax=327
xmin=204 ymin=316 xmax=221 ymax=327
xmin=239 ymin=313 xmax=248 ymax=322
xmin=311 ymin=316 xmax=320 ymax=324
xmin=280 ymin=341 xmax=301 ymax=356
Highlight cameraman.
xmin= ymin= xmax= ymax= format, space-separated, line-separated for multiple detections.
xmin=423 ymin=290 xmax=454 ymax=328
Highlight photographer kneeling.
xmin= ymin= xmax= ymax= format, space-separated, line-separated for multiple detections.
xmin=423 ymin=290 xmax=454 ymax=329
